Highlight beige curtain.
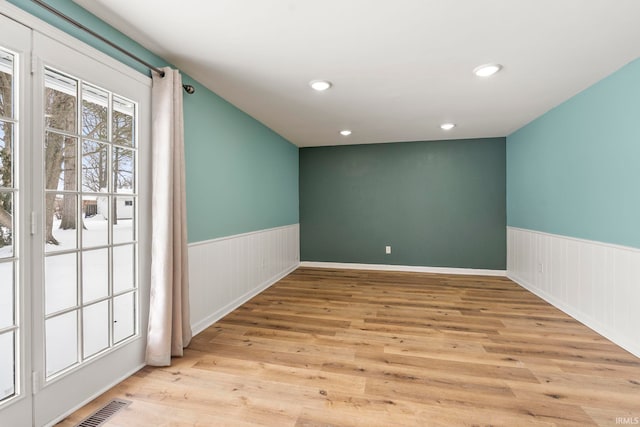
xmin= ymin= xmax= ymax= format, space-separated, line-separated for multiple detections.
xmin=145 ymin=67 xmax=192 ymax=366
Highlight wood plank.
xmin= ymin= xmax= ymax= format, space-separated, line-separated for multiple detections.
xmin=365 ymin=378 xmax=596 ymax=426
xmin=56 ymin=267 xmax=640 ymax=426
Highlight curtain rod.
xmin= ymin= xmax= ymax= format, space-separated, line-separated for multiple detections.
xmin=30 ymin=0 xmax=195 ymax=94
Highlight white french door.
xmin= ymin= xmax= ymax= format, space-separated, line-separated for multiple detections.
xmin=0 ymin=12 xmax=32 ymax=427
xmin=31 ymin=31 xmax=151 ymax=427
xmin=0 ymin=7 xmax=151 ymax=426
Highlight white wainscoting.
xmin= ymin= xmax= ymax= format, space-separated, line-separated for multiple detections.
xmin=507 ymin=226 xmax=640 ymax=358
xmin=188 ymin=224 xmax=300 ymax=335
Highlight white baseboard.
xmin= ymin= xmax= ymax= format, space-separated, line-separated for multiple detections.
xmin=299 ymin=261 xmax=506 ymax=276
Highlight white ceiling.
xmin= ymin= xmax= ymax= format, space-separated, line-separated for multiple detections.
xmin=74 ymin=0 xmax=640 ymax=147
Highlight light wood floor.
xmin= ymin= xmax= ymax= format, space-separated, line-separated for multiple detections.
xmin=57 ymin=268 xmax=640 ymax=426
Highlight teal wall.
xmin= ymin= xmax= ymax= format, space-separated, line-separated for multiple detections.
xmin=8 ymin=0 xmax=299 ymax=242
xmin=184 ymin=89 xmax=298 ymax=239
xmin=299 ymin=138 xmax=506 ymax=269
xmin=507 ymin=59 xmax=640 ymax=249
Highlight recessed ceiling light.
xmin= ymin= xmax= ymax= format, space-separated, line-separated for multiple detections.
xmin=310 ymin=80 xmax=332 ymax=91
xmin=440 ymin=123 xmax=455 ymax=131
xmin=340 ymin=130 xmax=352 ymax=136
xmin=473 ymin=63 xmax=503 ymax=77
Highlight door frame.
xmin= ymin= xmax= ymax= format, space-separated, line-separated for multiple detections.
xmin=0 ymin=11 xmax=33 ymax=427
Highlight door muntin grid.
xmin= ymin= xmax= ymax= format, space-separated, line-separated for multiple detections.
xmin=0 ymin=45 xmax=19 ymax=404
xmin=43 ymin=67 xmax=138 ymax=379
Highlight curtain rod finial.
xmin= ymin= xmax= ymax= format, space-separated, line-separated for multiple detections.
xmin=183 ymin=84 xmax=195 ymax=94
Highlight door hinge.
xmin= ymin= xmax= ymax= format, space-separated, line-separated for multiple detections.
xmin=31 ymin=211 xmax=36 ymax=235
xmin=32 ymin=371 xmax=40 ymax=394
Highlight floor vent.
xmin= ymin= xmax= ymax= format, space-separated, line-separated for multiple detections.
xmin=75 ymin=399 xmax=131 ymax=427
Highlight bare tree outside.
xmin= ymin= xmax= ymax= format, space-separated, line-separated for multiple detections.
xmin=44 ymin=73 xmax=78 ymax=244
xmin=43 ymin=73 xmax=134 ymax=246
xmin=0 ymin=55 xmax=14 ymax=249
xmin=2 ymin=69 xmax=136 ymax=248
xmin=111 ymin=101 xmax=135 ymax=225
xmin=81 ymin=140 xmax=108 ymax=193
xmin=81 ymin=93 xmax=134 ymax=226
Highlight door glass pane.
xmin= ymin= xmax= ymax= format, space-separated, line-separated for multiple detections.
xmin=113 ymin=196 xmax=134 ymax=244
xmin=82 ymin=84 xmax=108 ymax=141
xmin=0 ymin=332 xmax=14 ymax=401
xmin=113 ymin=147 xmax=133 ymax=193
xmin=45 ymin=311 xmax=78 ymax=377
xmin=45 ymin=193 xmax=77 ymax=252
xmin=0 ymin=50 xmax=13 ymax=118
xmin=113 ymin=292 xmax=135 ymax=344
xmin=0 ymin=262 xmax=13 ymax=329
xmin=82 ymin=301 xmax=109 ymax=358
xmin=44 ymin=69 xmax=77 ymax=132
xmin=113 ymin=245 xmax=134 ymax=293
xmin=82 ymin=248 xmax=108 ymax=303
xmin=45 ymin=253 xmax=77 ymax=315
xmin=0 ymin=192 xmax=12 ymax=259
xmin=112 ymin=96 xmax=134 ymax=147
xmin=82 ymin=199 xmax=107 ymax=248
xmin=0 ymin=121 xmax=13 ymax=187
xmin=82 ymin=140 xmax=108 ymax=193
xmin=44 ymin=132 xmax=76 ymax=191
xmin=82 ymin=197 xmax=98 ymax=217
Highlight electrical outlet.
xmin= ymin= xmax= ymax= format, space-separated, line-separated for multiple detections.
xmin=537 ymin=263 xmax=544 ymax=273
xmin=385 ymin=245 xmax=391 ymax=254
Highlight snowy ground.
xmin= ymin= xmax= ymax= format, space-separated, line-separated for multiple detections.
xmin=0 ymin=214 xmax=134 ymax=257
xmin=46 ymin=215 xmax=135 ymax=310
xmin=47 ymin=214 xmax=134 ymax=253
xmin=0 ymin=243 xmax=15 ymax=399
xmin=0 ymin=215 xmax=138 ymax=386
xmin=0 ymin=332 xmax=12 ymax=400
xmin=0 ymin=244 xmax=10 ymax=258
xmin=45 ymin=215 xmax=137 ymax=376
